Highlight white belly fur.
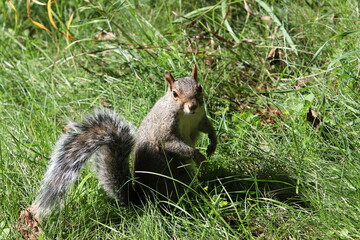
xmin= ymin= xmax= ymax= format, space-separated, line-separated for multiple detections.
xmin=177 ymin=107 xmax=205 ymax=147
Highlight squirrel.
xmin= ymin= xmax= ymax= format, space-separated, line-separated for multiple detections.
xmin=26 ymin=65 xmax=217 ymax=221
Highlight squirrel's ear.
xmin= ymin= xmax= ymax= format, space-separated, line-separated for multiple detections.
xmin=165 ymin=71 xmax=175 ymax=90
xmin=191 ymin=65 xmax=197 ymax=81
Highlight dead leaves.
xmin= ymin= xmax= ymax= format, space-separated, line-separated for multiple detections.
xmin=95 ymin=31 xmax=116 ymax=41
xmin=307 ymin=108 xmax=321 ymax=128
xmin=256 ymin=106 xmax=284 ymax=127
xmin=17 ymin=205 xmax=41 ymax=240
xmin=251 ymin=105 xmax=322 ymax=129
xmin=26 ymin=0 xmax=77 ymax=39
xmin=204 ymin=57 xmax=217 ymax=67
xmin=267 ymin=48 xmax=284 ymax=65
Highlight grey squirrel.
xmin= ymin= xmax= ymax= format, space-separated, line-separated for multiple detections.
xmin=29 ymin=65 xmax=217 ymax=219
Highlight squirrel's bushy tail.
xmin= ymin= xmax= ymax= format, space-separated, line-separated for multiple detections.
xmin=34 ymin=109 xmax=135 ymax=216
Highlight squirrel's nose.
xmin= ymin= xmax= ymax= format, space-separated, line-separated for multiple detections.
xmin=184 ymin=101 xmax=198 ymax=114
xmin=189 ymin=103 xmax=198 ymax=112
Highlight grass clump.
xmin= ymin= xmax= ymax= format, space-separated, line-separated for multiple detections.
xmin=1 ymin=0 xmax=359 ymax=239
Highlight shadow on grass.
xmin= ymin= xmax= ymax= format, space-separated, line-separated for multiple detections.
xmin=42 ymin=155 xmax=307 ymax=238
xmin=198 ymin=157 xmax=307 ymax=208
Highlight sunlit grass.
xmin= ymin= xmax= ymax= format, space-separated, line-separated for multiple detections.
xmin=1 ymin=0 xmax=359 ymax=239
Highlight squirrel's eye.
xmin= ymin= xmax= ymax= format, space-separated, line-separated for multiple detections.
xmin=173 ymin=91 xmax=178 ymax=98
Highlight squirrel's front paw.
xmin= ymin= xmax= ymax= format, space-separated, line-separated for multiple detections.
xmin=206 ymin=143 xmax=216 ymax=157
xmin=194 ymin=150 xmax=206 ymax=164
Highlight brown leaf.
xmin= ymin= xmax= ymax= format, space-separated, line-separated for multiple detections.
xmin=95 ymin=31 xmax=116 ymax=41
xmin=17 ymin=205 xmax=41 ymax=240
xmin=204 ymin=57 xmax=216 ymax=66
xmin=267 ymin=48 xmax=283 ymax=65
xmin=307 ymin=108 xmax=321 ymax=128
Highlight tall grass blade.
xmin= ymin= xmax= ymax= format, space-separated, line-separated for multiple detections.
xmin=311 ymin=29 xmax=360 ymax=63
xmin=255 ymin=0 xmax=298 ymax=55
xmin=6 ymin=0 xmax=18 ymax=30
xmin=173 ymin=5 xmax=222 ymax=23
xmin=222 ymin=0 xmax=240 ymax=43
xmin=328 ymin=50 xmax=360 ymax=69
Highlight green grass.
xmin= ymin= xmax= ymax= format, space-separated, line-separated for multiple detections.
xmin=1 ymin=0 xmax=359 ymax=239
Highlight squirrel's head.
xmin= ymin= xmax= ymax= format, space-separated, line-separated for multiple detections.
xmin=165 ymin=65 xmax=204 ymax=115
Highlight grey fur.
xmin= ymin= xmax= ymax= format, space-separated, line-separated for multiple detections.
xmin=33 ymin=66 xmax=217 ymax=216
xmin=133 ymin=69 xmax=217 ymax=201
xmin=34 ymin=109 xmax=135 ymax=216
